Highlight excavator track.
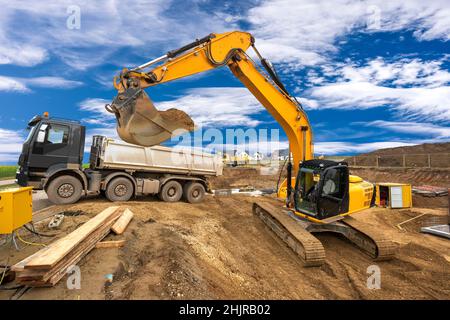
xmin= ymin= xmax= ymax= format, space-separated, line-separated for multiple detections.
xmin=253 ymin=202 xmax=325 ymax=267
xmin=341 ymin=216 xmax=397 ymax=261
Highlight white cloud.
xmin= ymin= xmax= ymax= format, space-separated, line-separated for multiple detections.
xmin=78 ymin=98 xmax=116 ymax=131
xmin=79 ymin=98 xmax=113 ymax=116
xmin=0 ymin=0 xmax=447 ymax=74
xmin=340 ymin=57 xmax=450 ymax=88
xmin=0 ymin=76 xmax=29 ymax=92
xmin=0 ymin=128 xmax=24 ymax=163
xmin=361 ymin=120 xmax=450 ymax=139
xmin=0 ymin=0 xmax=234 ymax=69
xmin=20 ymin=77 xmax=83 ymax=89
xmin=303 ymin=57 xmax=450 ymax=122
xmin=306 ymin=81 xmax=450 ymax=122
xmin=247 ymin=0 xmax=450 ymax=66
xmin=0 ymin=75 xmax=82 ymax=92
xmin=155 ymin=87 xmax=264 ymax=127
xmin=0 ymin=44 xmax=47 ymax=67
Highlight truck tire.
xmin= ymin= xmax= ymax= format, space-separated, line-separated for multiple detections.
xmin=46 ymin=175 xmax=83 ymax=204
xmin=183 ymin=182 xmax=205 ymax=203
xmin=105 ymin=177 xmax=134 ymax=202
xmin=158 ymin=180 xmax=183 ymax=202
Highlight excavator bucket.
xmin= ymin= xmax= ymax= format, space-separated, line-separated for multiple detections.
xmin=108 ymin=87 xmax=195 ymax=146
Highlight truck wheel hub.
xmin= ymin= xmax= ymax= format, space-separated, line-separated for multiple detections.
xmin=192 ymin=189 xmax=200 ymax=197
xmin=114 ymin=184 xmax=127 ymax=196
xmin=58 ymin=183 xmax=74 ymax=198
xmin=168 ymin=187 xmax=176 ymax=196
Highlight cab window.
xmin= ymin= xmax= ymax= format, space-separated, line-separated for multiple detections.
xmin=321 ymin=168 xmax=345 ymax=199
xmin=46 ymin=124 xmax=69 ymax=144
xmin=295 ymin=168 xmax=318 ymax=215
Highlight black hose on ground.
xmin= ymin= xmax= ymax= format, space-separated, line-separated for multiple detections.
xmin=24 ymin=224 xmax=55 ymax=238
xmin=0 ymin=285 xmax=23 ymax=291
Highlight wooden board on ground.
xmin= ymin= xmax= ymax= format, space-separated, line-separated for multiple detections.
xmin=12 ymin=206 xmax=123 ymax=287
xmin=24 ymin=206 xmax=120 ymax=270
xmin=95 ymin=240 xmax=126 ymax=248
xmin=111 ymin=208 xmax=134 ymax=235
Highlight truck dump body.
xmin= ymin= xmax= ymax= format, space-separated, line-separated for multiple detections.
xmin=90 ymin=136 xmax=223 ymax=176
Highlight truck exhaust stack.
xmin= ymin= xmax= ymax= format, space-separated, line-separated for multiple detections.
xmin=107 ymin=87 xmax=195 ymax=146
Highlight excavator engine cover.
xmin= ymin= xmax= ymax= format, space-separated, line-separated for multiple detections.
xmin=109 ymin=87 xmax=195 ymax=146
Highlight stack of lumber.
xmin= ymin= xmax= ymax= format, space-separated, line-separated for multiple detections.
xmin=12 ymin=206 xmax=121 ymax=287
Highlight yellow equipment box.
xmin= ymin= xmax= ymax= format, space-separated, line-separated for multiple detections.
xmin=0 ymin=186 xmax=33 ymax=234
xmin=375 ymin=183 xmax=412 ymax=209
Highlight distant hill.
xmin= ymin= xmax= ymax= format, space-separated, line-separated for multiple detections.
xmin=358 ymin=142 xmax=450 ymax=156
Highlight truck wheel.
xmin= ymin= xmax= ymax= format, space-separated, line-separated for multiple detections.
xmin=159 ymin=180 xmax=182 ymax=202
xmin=46 ymin=175 xmax=83 ymax=204
xmin=183 ymin=182 xmax=205 ymax=203
xmin=105 ymin=177 xmax=134 ymax=202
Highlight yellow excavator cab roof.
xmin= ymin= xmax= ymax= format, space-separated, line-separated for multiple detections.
xmin=349 ymin=175 xmax=363 ymax=183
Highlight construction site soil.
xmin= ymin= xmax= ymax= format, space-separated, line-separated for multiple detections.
xmin=1 ymin=167 xmax=449 ymax=300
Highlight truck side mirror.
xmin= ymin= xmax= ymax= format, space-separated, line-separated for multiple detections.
xmin=36 ymin=124 xmax=48 ymax=143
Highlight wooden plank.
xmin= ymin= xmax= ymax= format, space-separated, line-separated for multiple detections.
xmin=11 ymin=230 xmax=66 ymax=272
xmin=95 ymin=240 xmax=126 ymax=248
xmin=111 ymin=208 xmax=134 ymax=235
xmin=24 ymin=206 xmax=120 ymax=270
xmin=16 ymin=224 xmax=112 ymax=281
xmin=15 ymin=207 xmax=124 ymax=287
xmin=16 ymin=223 xmax=114 ymax=285
xmin=45 ymin=226 xmax=114 ymax=285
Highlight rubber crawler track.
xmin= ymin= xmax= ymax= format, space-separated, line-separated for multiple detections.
xmin=253 ymin=202 xmax=325 ymax=267
xmin=342 ymin=216 xmax=397 ymax=261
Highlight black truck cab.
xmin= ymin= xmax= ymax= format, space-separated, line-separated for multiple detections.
xmin=16 ymin=114 xmax=86 ymax=190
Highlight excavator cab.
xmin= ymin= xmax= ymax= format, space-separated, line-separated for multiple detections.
xmin=294 ymin=160 xmax=350 ymax=220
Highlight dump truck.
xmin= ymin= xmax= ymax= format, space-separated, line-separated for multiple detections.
xmin=16 ymin=114 xmax=223 ymax=205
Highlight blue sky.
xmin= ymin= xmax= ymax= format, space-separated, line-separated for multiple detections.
xmin=0 ymin=0 xmax=449 ymax=163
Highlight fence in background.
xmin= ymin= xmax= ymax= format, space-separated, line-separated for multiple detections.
xmin=221 ymin=153 xmax=450 ymax=169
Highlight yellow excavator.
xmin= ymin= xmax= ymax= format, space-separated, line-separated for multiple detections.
xmin=107 ymin=31 xmax=396 ymax=266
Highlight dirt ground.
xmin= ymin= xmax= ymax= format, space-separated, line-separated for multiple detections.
xmin=1 ymin=167 xmax=449 ymax=300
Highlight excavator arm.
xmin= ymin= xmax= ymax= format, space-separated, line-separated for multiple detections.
xmin=108 ymin=31 xmax=313 ymax=180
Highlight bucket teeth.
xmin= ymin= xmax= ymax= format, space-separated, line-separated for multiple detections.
xmin=108 ymin=87 xmax=195 ymax=146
